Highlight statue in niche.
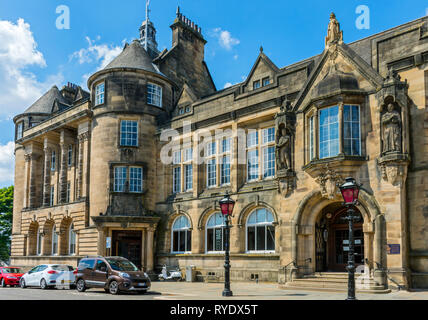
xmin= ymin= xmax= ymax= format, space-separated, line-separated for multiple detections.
xmin=276 ymin=125 xmax=292 ymax=171
xmin=381 ymin=103 xmax=402 ymax=153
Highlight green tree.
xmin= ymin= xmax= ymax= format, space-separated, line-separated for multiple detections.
xmin=0 ymin=186 xmax=13 ymax=262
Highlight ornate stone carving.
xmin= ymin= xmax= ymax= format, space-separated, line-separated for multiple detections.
xmin=375 ymin=69 xmax=410 ymax=187
xmin=381 ymin=103 xmax=402 ymax=154
xmin=275 ymin=98 xmax=296 ymax=197
xmin=315 ymin=165 xmax=343 ymax=199
xmin=325 ymin=13 xmax=343 ymax=48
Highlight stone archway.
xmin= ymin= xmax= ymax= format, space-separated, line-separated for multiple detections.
xmin=291 ymin=189 xmax=385 ymax=282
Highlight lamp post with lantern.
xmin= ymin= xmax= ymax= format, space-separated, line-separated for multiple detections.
xmin=339 ymin=177 xmax=362 ymax=301
xmin=219 ymin=191 xmax=235 ymax=297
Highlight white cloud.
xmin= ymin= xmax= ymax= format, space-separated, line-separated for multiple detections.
xmin=0 ymin=18 xmax=63 ymax=118
xmin=210 ymin=28 xmax=240 ymax=50
xmin=70 ymin=36 xmax=123 ymax=89
xmin=0 ymin=141 xmax=15 ymax=186
xmin=224 ymin=82 xmax=233 ymax=88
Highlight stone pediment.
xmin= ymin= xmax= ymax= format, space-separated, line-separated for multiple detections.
xmin=242 ymin=47 xmax=279 ymax=91
xmin=293 ymin=43 xmax=384 ymax=112
xmin=176 ymin=82 xmax=197 ymax=107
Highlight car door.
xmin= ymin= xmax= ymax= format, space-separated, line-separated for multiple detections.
xmin=92 ymin=260 xmax=108 ymax=287
xmin=25 ymin=266 xmax=39 ymax=286
xmin=33 ymin=265 xmax=48 ymax=286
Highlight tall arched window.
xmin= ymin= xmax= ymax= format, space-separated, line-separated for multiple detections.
xmin=69 ymin=223 xmax=76 ymax=255
xmin=36 ymin=229 xmax=42 ymax=256
xmin=206 ymin=212 xmax=226 ymax=253
xmin=52 ymin=225 xmax=58 ymax=255
xmin=171 ymin=215 xmax=191 ymax=253
xmin=246 ymin=208 xmax=275 ymax=252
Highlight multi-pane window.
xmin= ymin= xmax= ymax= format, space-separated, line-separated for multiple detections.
xmin=206 ymin=141 xmax=216 ymax=157
xmin=253 ymin=80 xmax=261 ymax=90
xmin=147 ymin=83 xmax=162 ymax=107
xmin=68 ymin=145 xmax=73 ymax=167
xmin=221 ymin=155 xmax=231 ymax=185
xmin=222 ymin=138 xmax=231 ymax=153
xmin=262 ymin=127 xmax=275 ymax=178
xmin=172 ymin=215 xmax=192 ymax=253
xmin=247 ymin=208 xmax=275 ymax=252
xmin=17 ymin=122 xmax=23 ymax=140
xmin=173 ymin=167 xmax=181 ymax=194
xmin=207 ymin=158 xmax=217 ymax=187
xmin=95 ymin=83 xmax=105 ymax=106
xmin=50 ymin=186 xmax=55 ymax=206
xmin=173 ymin=150 xmax=181 ymax=165
xmin=114 ymin=167 xmax=127 ymax=192
xmin=129 ymin=167 xmax=143 ymax=193
xmin=263 ymin=147 xmax=275 ymax=178
xmin=183 ymin=148 xmax=193 ymax=162
xmin=309 ymin=116 xmax=315 ymax=161
xmin=69 ymin=224 xmax=76 ymax=255
xmin=185 ymin=164 xmax=193 ymax=191
xmin=319 ymin=106 xmax=339 ymax=159
xmin=120 ymin=120 xmax=138 ymax=147
xmin=247 ymin=130 xmax=259 ymax=181
xmin=51 ymin=151 xmax=56 ymax=171
xmin=52 ymin=225 xmax=58 ymax=255
xmin=206 ymin=212 xmax=226 ymax=252
xmin=262 ymin=77 xmax=270 ymax=87
xmin=343 ymin=105 xmax=361 ymax=156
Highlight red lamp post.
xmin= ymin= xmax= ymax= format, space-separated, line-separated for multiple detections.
xmin=339 ymin=177 xmax=361 ymax=300
xmin=219 ymin=191 xmax=235 ymax=297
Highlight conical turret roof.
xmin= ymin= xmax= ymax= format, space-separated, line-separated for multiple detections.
xmin=103 ymin=40 xmax=163 ymax=76
xmin=23 ymin=85 xmax=69 ymax=115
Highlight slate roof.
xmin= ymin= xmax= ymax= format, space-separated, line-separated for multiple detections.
xmin=22 ymin=85 xmax=70 ymax=115
xmin=103 ymin=40 xmax=165 ymax=77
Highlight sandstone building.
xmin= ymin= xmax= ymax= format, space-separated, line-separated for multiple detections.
xmin=10 ymin=8 xmax=428 ymax=291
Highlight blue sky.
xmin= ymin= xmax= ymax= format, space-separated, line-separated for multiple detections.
xmin=0 ymin=0 xmax=426 ymax=187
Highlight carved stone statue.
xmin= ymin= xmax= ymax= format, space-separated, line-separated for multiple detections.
xmin=276 ymin=126 xmax=291 ymax=171
xmin=325 ymin=13 xmax=343 ymax=48
xmin=382 ymin=103 xmax=402 ymax=153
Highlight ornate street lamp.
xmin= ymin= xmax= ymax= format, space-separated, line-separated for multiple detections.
xmin=339 ymin=177 xmax=362 ymax=301
xmin=219 ymin=191 xmax=235 ymax=297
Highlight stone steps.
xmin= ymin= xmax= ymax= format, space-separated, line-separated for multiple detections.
xmin=283 ymin=272 xmax=391 ymax=294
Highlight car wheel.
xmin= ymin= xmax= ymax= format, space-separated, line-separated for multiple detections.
xmin=109 ymin=281 xmax=120 ymax=295
xmin=40 ymin=279 xmax=48 ymax=290
xmin=20 ymin=278 xmax=27 ymax=289
xmin=76 ymin=279 xmax=86 ymax=292
xmin=0 ymin=278 xmax=6 ymax=288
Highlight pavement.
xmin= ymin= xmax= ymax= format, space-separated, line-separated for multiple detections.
xmin=0 ymin=281 xmax=428 ymax=300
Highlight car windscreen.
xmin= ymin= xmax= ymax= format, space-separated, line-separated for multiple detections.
xmin=106 ymin=259 xmax=138 ymax=272
xmin=2 ymin=268 xmax=21 ymax=273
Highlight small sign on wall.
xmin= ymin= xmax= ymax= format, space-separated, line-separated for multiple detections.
xmin=387 ymin=244 xmax=400 ymax=254
xmin=106 ymin=237 xmax=111 ymax=249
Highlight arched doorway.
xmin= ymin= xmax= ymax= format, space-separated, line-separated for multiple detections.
xmin=315 ymin=202 xmax=364 ymax=272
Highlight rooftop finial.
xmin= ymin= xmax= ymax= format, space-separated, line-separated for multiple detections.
xmin=325 ymin=12 xmax=343 ymax=49
xmin=176 ymin=6 xmax=180 ymax=16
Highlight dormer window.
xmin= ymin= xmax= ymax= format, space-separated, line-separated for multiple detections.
xmin=147 ymin=83 xmax=162 ymax=107
xmin=262 ymin=77 xmax=270 ymax=87
xmin=253 ymin=80 xmax=261 ymax=90
xmin=95 ymin=83 xmax=105 ymax=106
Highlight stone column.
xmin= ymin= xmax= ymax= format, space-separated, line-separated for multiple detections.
xmin=28 ymin=154 xmax=40 ymax=209
xmin=231 ymin=123 xmax=239 ymax=193
xmin=59 ymin=142 xmax=67 ymax=203
xmin=374 ymin=214 xmax=387 ymax=286
xmin=146 ymin=227 xmax=155 ymax=272
xmin=141 ymin=230 xmax=146 ymax=271
xmin=23 ymin=154 xmax=31 ymax=208
xmin=76 ymin=135 xmax=84 ymax=200
xmin=42 ymin=147 xmax=52 ymax=207
xmin=338 ymin=102 xmax=344 ymax=155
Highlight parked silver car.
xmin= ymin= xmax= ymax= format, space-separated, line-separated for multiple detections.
xmin=20 ymin=264 xmax=76 ymax=289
